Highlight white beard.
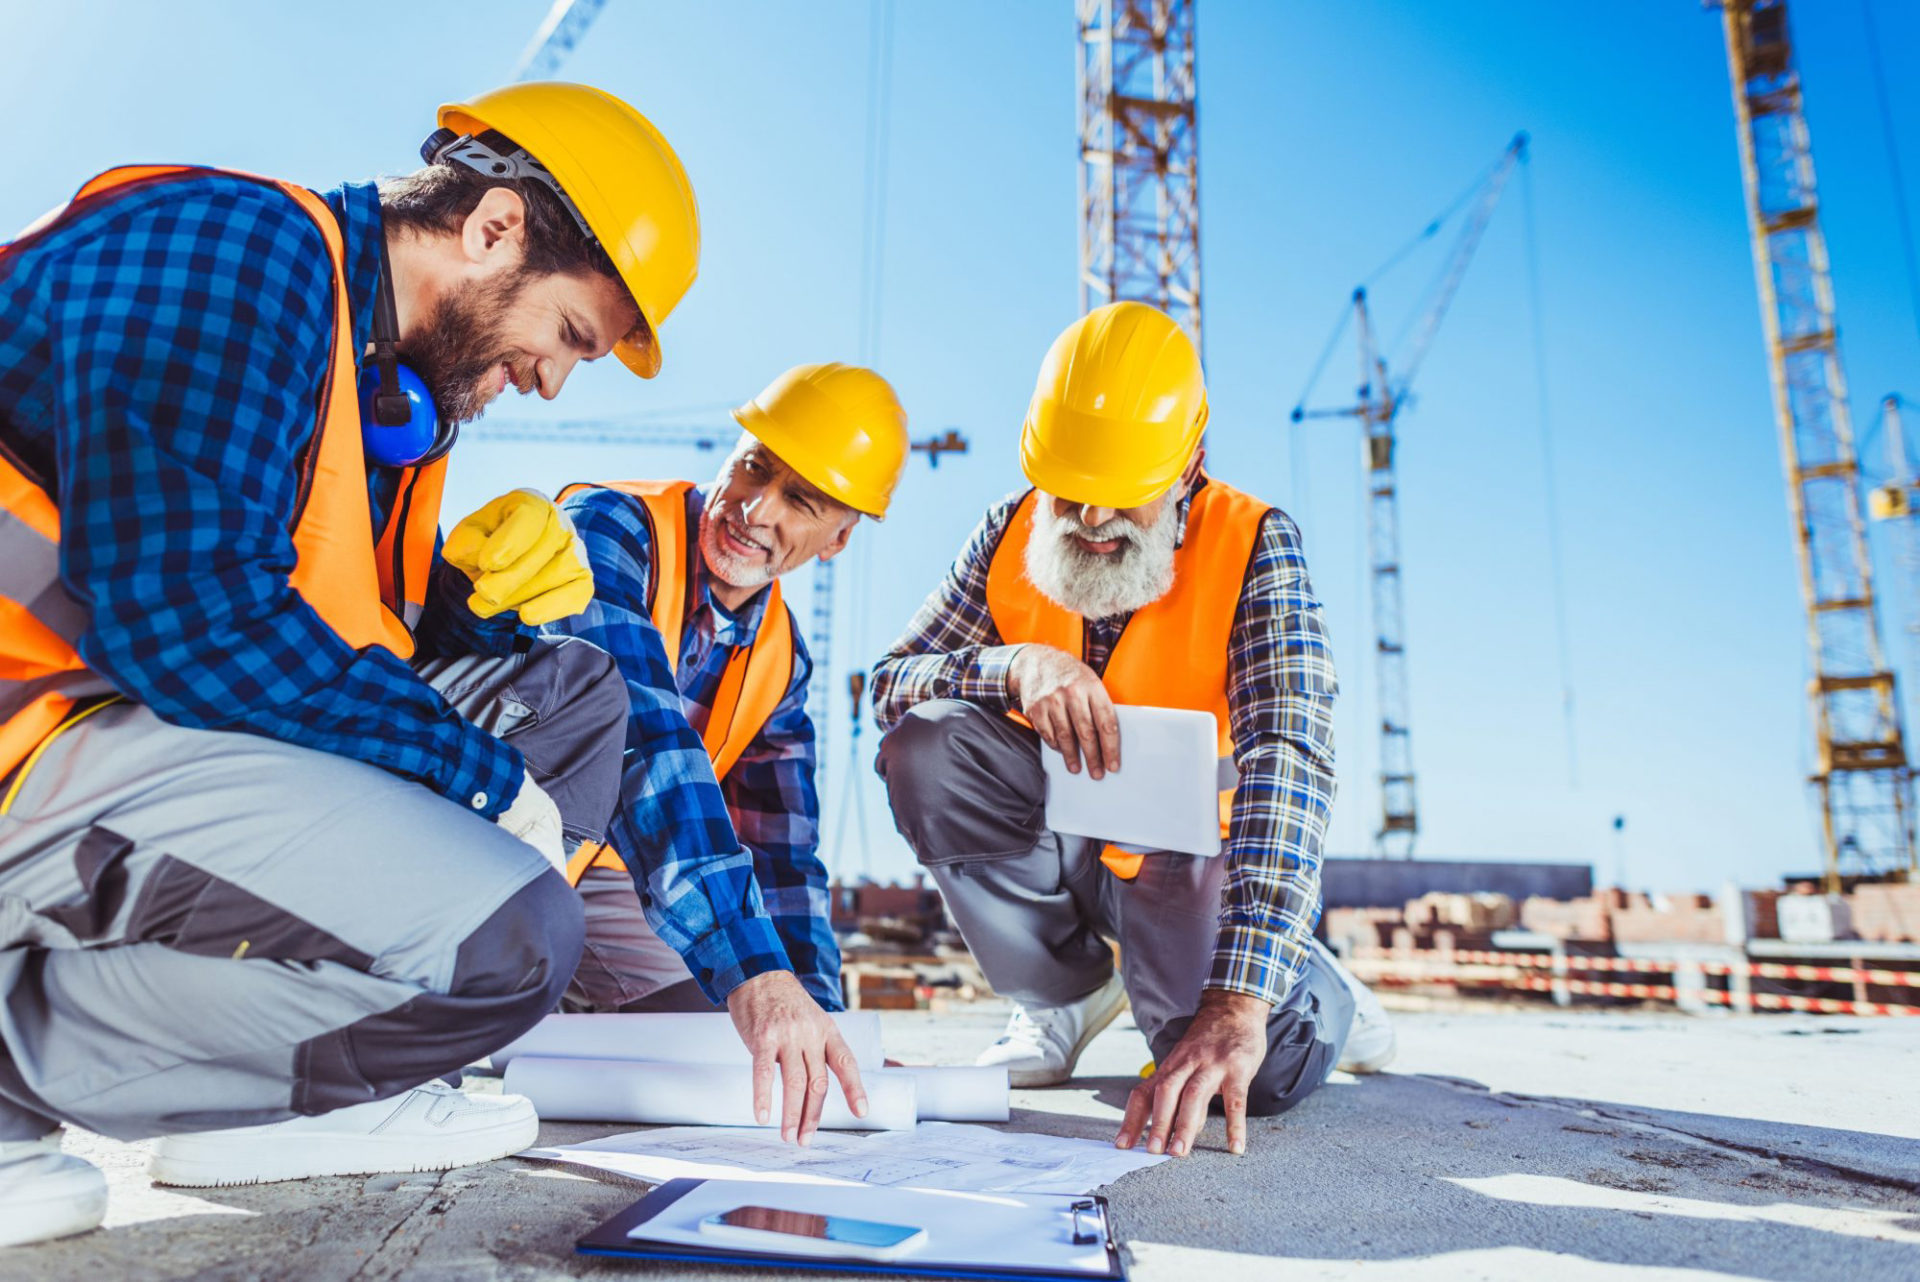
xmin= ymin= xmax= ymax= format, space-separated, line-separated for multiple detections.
xmin=699 ymin=509 xmax=778 ymax=591
xmin=1022 ymin=498 xmax=1179 ymax=621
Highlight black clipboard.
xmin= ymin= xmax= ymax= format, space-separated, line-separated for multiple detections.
xmin=578 ymin=1179 xmax=1128 ymax=1280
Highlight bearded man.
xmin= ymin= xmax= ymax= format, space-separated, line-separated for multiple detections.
xmin=872 ymin=303 xmax=1394 ymax=1163
xmin=0 ymin=83 xmax=701 ymax=1239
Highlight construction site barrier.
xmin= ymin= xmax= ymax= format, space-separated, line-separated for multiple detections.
xmin=1348 ymin=948 xmax=1920 ymax=1017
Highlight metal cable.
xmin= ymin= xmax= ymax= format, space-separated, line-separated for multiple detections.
xmin=1862 ymin=0 xmax=1920 ymax=355
xmin=1522 ymin=153 xmax=1579 ymax=788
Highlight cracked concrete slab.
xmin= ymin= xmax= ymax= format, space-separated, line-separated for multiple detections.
xmin=5 ymin=1006 xmax=1916 ymax=1281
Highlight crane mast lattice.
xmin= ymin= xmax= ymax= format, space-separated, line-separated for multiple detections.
xmin=1719 ymin=0 xmax=1915 ymax=888
xmin=1077 ymin=0 xmax=1201 ymax=351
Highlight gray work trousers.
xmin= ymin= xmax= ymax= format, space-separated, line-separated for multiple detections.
xmin=562 ymin=867 xmax=724 ymax=1013
xmin=877 ymin=700 xmax=1352 ymax=1116
xmin=0 ymin=637 xmax=626 ymax=1141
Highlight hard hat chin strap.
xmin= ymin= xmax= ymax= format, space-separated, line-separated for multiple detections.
xmin=419 ymin=127 xmax=597 ymax=245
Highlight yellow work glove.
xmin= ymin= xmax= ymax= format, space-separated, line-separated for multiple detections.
xmin=443 ymin=488 xmax=594 ymax=626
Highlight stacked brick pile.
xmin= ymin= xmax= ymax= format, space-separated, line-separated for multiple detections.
xmin=1610 ymin=892 xmax=1725 ymax=944
xmin=1326 ymin=893 xmax=1516 ymax=955
xmin=1850 ymin=883 xmax=1920 ymax=942
xmin=1518 ymin=892 xmax=1614 ymax=941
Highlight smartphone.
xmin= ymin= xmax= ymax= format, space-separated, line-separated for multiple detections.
xmin=696 ymin=1204 xmax=929 ymax=1262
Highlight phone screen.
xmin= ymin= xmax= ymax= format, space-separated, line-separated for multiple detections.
xmin=711 ymin=1205 xmax=922 ymax=1249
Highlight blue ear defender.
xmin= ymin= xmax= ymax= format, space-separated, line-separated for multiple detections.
xmin=358 ymin=361 xmax=442 ymax=467
xmin=358 ymin=233 xmax=457 ymax=468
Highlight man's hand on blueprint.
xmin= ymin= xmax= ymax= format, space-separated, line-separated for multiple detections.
xmin=727 ymin=971 xmax=868 ymax=1145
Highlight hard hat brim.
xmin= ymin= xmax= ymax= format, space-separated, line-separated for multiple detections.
xmin=731 ymin=403 xmax=890 ymax=519
xmin=440 ymin=85 xmax=696 ymax=382
xmin=1019 ymin=400 xmax=1207 ymax=510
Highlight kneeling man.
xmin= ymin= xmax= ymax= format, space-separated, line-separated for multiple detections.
xmin=871 ymin=303 xmax=1393 ymax=1161
xmin=548 ymin=363 xmax=909 ymax=1144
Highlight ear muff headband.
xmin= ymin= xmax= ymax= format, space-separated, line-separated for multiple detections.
xmin=358 ymin=233 xmax=456 ymax=468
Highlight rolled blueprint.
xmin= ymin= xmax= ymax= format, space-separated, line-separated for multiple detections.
xmin=504 ymin=1056 xmax=918 ymax=1131
xmin=490 ymin=1011 xmax=886 ymax=1071
xmin=885 ymin=1066 xmax=1010 ymax=1123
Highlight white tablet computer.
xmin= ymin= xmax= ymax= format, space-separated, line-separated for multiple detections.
xmin=1041 ymin=705 xmax=1229 ymax=858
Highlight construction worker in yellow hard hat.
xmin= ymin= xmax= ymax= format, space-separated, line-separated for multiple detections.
xmin=543 ymin=363 xmax=909 ymax=1145
xmin=871 ymin=301 xmax=1394 ymax=1162
xmin=0 ymin=81 xmax=705 ymax=1233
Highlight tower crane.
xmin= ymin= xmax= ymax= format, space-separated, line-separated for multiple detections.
xmin=1292 ymin=134 xmax=1528 ymax=858
xmin=1718 ymin=0 xmax=1915 ymax=889
xmin=1078 ymin=0 xmax=1201 ymax=352
xmin=513 ymin=0 xmax=608 ymax=81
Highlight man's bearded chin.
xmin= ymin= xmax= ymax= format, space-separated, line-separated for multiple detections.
xmin=1023 ymin=498 xmax=1179 ymax=621
xmin=397 ymin=272 xmax=527 ymax=428
xmin=700 ymin=509 xmax=779 ymax=590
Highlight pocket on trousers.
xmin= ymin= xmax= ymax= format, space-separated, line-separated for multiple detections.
xmin=38 ymin=826 xmax=136 ymax=942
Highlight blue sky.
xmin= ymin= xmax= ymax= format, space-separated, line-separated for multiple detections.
xmin=6 ymin=1 xmax=1920 ymax=893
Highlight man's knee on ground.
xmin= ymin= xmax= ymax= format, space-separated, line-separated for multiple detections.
xmin=1244 ymin=1020 xmax=1339 ymax=1117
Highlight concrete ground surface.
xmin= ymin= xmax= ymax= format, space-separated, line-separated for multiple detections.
xmin=5 ymin=1003 xmax=1917 ymax=1281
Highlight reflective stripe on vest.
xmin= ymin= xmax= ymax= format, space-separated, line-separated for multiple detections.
xmin=984 ymin=477 xmax=1270 ymax=879
xmin=0 ymin=164 xmax=446 ymax=784
xmin=556 ymin=479 xmax=797 ymax=885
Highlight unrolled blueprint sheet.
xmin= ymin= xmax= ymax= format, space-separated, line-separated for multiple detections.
xmin=521 ymin=1121 xmax=1165 ymax=1195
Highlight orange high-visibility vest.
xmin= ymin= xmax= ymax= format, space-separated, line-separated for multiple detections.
xmin=556 ymin=479 xmax=797 ymax=884
xmin=984 ymin=477 xmax=1270 ymax=878
xmin=0 ymin=165 xmax=446 ymax=786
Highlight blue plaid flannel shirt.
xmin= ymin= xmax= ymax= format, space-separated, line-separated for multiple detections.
xmin=0 ymin=172 xmax=527 ymax=817
xmin=869 ymin=482 xmax=1339 ymax=1008
xmin=549 ymin=483 xmax=841 ymax=1010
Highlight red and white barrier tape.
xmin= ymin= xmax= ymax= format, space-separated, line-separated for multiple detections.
xmin=1356 ymin=948 xmax=1920 ymax=986
xmin=1348 ymin=949 xmax=1920 ymax=1016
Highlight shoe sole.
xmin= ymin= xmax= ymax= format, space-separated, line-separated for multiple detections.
xmin=1338 ymin=1028 xmax=1398 ymax=1075
xmin=1006 ymin=980 xmax=1132 ymax=1088
xmin=148 ymin=1109 xmax=539 ymax=1188
xmin=0 ymin=1175 xmax=107 ymax=1247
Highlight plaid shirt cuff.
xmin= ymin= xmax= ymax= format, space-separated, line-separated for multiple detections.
xmin=680 ymin=913 xmax=795 ymax=1005
xmin=1207 ymin=922 xmax=1312 ymax=1008
xmin=460 ymin=739 xmax=527 ymax=823
xmin=799 ymin=971 xmax=845 ymax=1011
xmin=957 ymin=643 xmax=1025 ymax=710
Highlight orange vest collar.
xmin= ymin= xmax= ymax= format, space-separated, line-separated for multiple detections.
xmin=557 ymin=479 xmax=799 ymax=886
xmin=0 ymin=165 xmax=445 ymax=783
xmin=985 ymin=477 xmax=1270 ymax=876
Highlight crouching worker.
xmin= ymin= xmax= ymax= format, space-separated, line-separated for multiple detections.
xmin=0 ymin=81 xmax=701 ymax=1243
xmin=547 ymin=363 xmax=909 ymax=1145
xmin=871 ymin=303 xmax=1395 ymax=1161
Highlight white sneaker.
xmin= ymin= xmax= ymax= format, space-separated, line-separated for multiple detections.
xmin=148 ymin=1082 xmax=538 ymax=1188
xmin=0 ymin=1131 xmax=107 ymax=1247
xmin=977 ymin=973 xmax=1130 ymax=1087
xmin=1315 ymin=940 xmax=1397 ymax=1073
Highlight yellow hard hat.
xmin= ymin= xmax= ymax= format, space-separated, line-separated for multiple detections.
xmin=1020 ymin=302 xmax=1209 ymax=509
xmin=436 ymin=82 xmax=700 ymax=380
xmin=732 ymin=363 xmax=910 ymax=519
